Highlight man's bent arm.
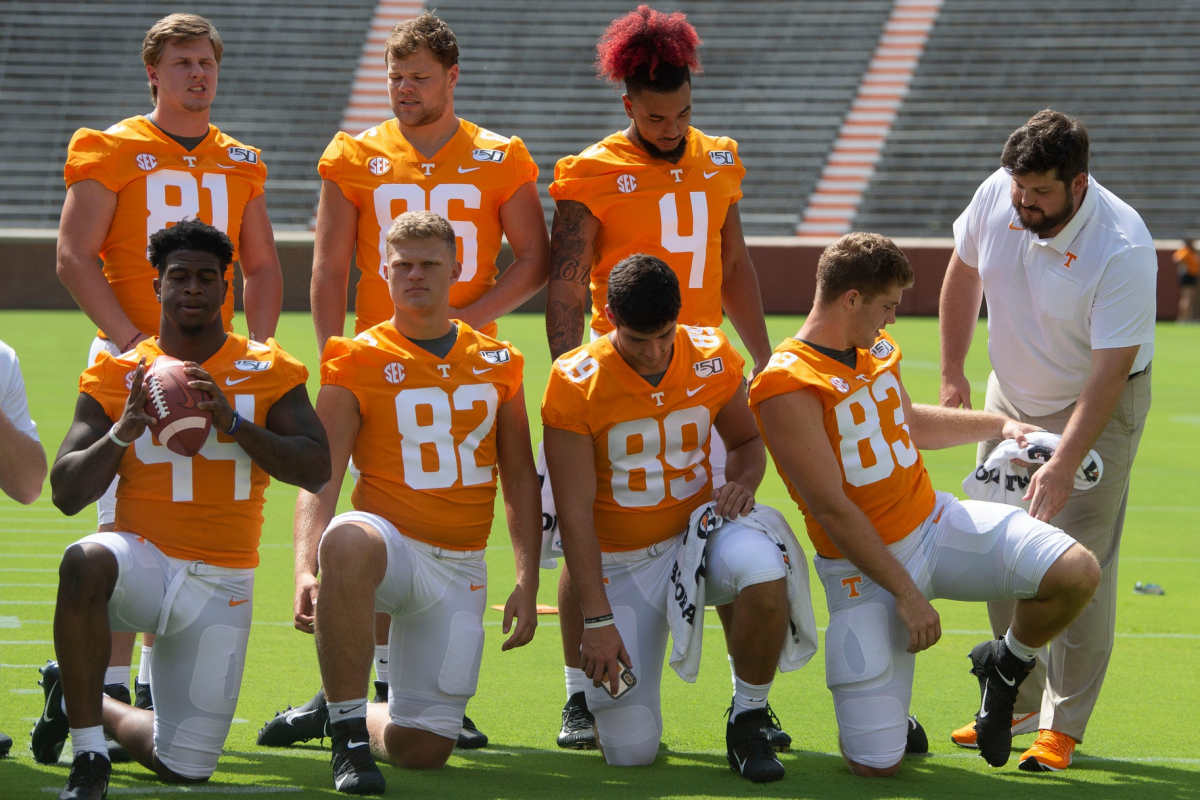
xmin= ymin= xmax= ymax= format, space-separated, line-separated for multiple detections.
xmin=456 ymin=182 xmax=550 ymax=329
xmin=234 ymin=384 xmax=330 ymax=493
xmin=56 ymin=180 xmax=142 ymax=347
xmin=938 ymin=249 xmax=984 ymax=408
xmin=237 ymin=194 xmax=283 ymax=341
xmin=0 ymin=412 xmax=46 ymax=505
xmin=51 ymin=394 xmax=130 ymax=516
xmin=310 ymin=181 xmax=359 ymax=355
xmin=713 ymin=381 xmax=766 ymax=491
xmin=546 ymin=200 xmax=598 ymax=360
xmin=494 ymin=387 xmax=542 ymax=649
xmin=758 ymin=389 xmax=941 ymax=653
xmin=718 ymin=205 xmax=772 ymax=375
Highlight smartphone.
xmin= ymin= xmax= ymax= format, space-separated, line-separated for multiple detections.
xmin=603 ymin=664 xmax=637 ymax=699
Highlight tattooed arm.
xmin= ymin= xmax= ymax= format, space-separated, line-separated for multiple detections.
xmin=546 ymin=199 xmax=600 ymax=360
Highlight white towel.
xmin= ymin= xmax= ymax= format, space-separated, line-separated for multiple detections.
xmin=963 ymin=431 xmax=1103 ymax=509
xmin=667 ymin=503 xmax=819 ymax=683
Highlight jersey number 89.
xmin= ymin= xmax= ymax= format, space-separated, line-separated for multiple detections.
xmin=608 ymin=406 xmax=711 ymax=507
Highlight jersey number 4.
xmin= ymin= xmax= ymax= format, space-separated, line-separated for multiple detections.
xmin=660 ymin=192 xmax=708 ymax=289
xmin=132 ymin=396 xmax=253 ymax=501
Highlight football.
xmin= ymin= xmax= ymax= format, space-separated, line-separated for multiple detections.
xmin=143 ymin=356 xmax=212 ymax=457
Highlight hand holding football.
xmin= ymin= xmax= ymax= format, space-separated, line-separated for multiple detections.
xmin=143 ymin=356 xmax=212 ymax=457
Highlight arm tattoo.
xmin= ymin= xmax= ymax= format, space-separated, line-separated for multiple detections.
xmin=549 ymin=200 xmax=591 ymax=287
xmin=546 ymin=298 xmax=586 ymax=361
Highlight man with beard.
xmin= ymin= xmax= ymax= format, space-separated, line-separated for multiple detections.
xmin=543 ymin=5 xmax=776 ymax=752
xmin=939 ymin=109 xmax=1156 ymax=772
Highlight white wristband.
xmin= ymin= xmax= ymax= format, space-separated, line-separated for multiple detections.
xmin=583 ymin=614 xmax=616 ymax=629
xmin=108 ymin=426 xmax=134 ymax=448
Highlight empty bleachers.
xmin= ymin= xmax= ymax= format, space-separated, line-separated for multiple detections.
xmin=0 ymin=0 xmax=375 ymax=230
xmin=429 ymin=0 xmax=892 ymax=236
xmin=854 ymin=0 xmax=1200 ymax=238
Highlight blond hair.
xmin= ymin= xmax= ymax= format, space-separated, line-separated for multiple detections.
xmin=385 ymin=210 xmax=457 ymax=254
xmin=142 ymin=14 xmax=223 ymax=103
xmin=385 ymin=12 xmax=458 ymax=68
xmin=816 ymin=232 xmax=914 ymax=304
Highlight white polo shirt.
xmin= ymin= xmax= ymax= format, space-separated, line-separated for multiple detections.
xmin=953 ymin=168 xmax=1157 ymax=416
xmin=0 ymin=339 xmax=39 ymax=441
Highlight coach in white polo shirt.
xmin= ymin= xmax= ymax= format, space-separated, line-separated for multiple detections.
xmin=938 ymin=109 xmax=1155 ymax=772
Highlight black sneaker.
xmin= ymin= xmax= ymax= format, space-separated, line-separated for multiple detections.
xmin=329 ymin=718 xmax=385 ymax=795
xmin=906 ymin=715 xmax=929 ymax=754
xmin=101 ymin=683 xmax=131 ymax=763
xmin=257 ymin=688 xmax=329 ymax=747
xmin=0 ymin=730 xmax=12 ymax=757
xmin=728 ymin=696 xmax=791 ymax=752
xmin=133 ymin=681 xmax=153 ymax=711
xmin=372 ymin=681 xmax=388 ymax=704
xmin=31 ymin=661 xmax=70 ymax=764
xmin=726 ymin=707 xmax=785 ymax=783
xmin=58 ymin=750 xmax=111 ymax=800
xmin=970 ymin=638 xmax=1035 ymax=767
xmin=556 ymin=692 xmax=597 ymax=750
xmin=456 ymin=715 xmax=488 ymax=749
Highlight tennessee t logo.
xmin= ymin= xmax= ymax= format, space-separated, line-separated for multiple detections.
xmin=1064 ymin=251 xmax=1078 ymax=269
xmin=670 ymin=168 xmax=683 ymax=183
xmin=421 ymin=163 xmax=435 ymax=176
xmin=842 ymin=576 xmax=863 ymax=599
xmin=651 ymin=391 xmax=665 ymax=406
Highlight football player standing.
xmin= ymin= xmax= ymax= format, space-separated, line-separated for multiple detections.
xmin=543 ymin=5 xmax=777 ymax=750
xmin=54 ymin=13 xmax=284 ymax=720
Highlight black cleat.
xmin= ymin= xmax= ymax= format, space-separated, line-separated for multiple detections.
xmin=58 ymin=750 xmax=111 ymax=800
xmin=31 ymin=661 xmax=70 ymax=764
xmin=0 ymin=730 xmax=12 ymax=757
xmin=729 ymin=696 xmax=791 ymax=752
xmin=133 ymin=681 xmax=153 ymax=711
xmin=257 ymin=688 xmax=329 ymax=747
xmin=556 ymin=692 xmax=597 ymax=750
xmin=372 ymin=681 xmax=388 ymax=704
xmin=970 ymin=638 xmax=1035 ymax=767
xmin=101 ymin=684 xmax=131 ymax=763
xmin=906 ymin=715 xmax=929 ymax=754
xmin=456 ymin=715 xmax=488 ymax=749
xmin=726 ymin=707 xmax=785 ymax=783
xmin=329 ymin=718 xmax=385 ymax=795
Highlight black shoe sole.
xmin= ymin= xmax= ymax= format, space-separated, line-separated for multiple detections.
xmin=556 ymin=735 xmax=598 ymax=750
xmin=30 ymin=662 xmax=69 ymax=765
xmin=726 ymin=752 xmax=785 ymax=783
xmin=456 ymin=731 xmax=488 ymax=750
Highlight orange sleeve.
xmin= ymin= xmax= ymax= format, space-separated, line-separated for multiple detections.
xmin=540 ymin=357 xmax=591 ymax=436
xmin=320 ymin=336 xmax=368 ymax=413
xmin=247 ymin=146 xmax=268 ymax=201
xmin=64 ymin=128 xmax=123 ymax=192
xmin=78 ymin=352 xmax=128 ymax=423
xmin=498 ymin=343 xmax=526 ymax=405
xmin=497 ymin=136 xmax=539 ymax=206
xmin=748 ymin=359 xmax=808 ymax=409
xmin=727 ymin=138 xmax=746 ymax=204
xmin=548 ymin=155 xmax=584 ymax=203
xmin=266 ymin=340 xmax=310 ymax=396
xmin=317 ymin=133 xmax=347 ymax=192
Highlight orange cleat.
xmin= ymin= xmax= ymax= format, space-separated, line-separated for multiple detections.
xmin=950 ymin=712 xmax=1040 ymax=748
xmin=1019 ymin=729 xmax=1076 ymax=772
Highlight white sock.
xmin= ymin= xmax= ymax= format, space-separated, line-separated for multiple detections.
xmin=104 ymin=666 xmax=129 ymax=687
xmin=328 ymin=699 xmax=368 ymax=721
xmin=731 ymin=675 xmax=773 ymax=721
xmin=136 ymin=645 xmax=152 ymax=686
xmin=374 ymin=646 xmax=389 ymax=684
xmin=565 ymin=666 xmax=587 ymax=699
xmin=728 ymin=655 xmax=737 ymax=692
xmin=69 ymin=725 xmax=109 ymax=758
xmin=1004 ymin=628 xmax=1039 ymax=662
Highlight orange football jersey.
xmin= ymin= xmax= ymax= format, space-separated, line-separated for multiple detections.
xmin=542 ymin=325 xmax=744 ymax=552
xmin=549 ymin=128 xmax=745 ymax=335
xmin=319 ymin=119 xmax=539 ymax=338
xmin=321 ymin=320 xmax=524 ymax=550
xmin=80 ymin=334 xmax=308 ymax=568
xmin=65 ymin=115 xmax=267 ymax=339
xmin=748 ymin=332 xmax=936 ymax=559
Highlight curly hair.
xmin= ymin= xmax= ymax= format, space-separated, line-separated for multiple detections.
xmin=385 ymin=12 xmax=458 ymax=68
xmin=607 ymin=253 xmax=681 ymax=332
xmin=147 ymin=218 xmax=234 ymax=274
xmin=1001 ymin=109 xmax=1089 ymax=185
xmin=596 ymin=5 xmax=702 ymax=93
xmin=816 ymin=232 xmax=914 ymax=304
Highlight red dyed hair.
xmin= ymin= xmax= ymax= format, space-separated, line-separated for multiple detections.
xmin=595 ymin=5 xmax=702 ymax=85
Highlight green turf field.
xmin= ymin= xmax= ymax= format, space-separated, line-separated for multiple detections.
xmin=1 ymin=311 xmax=1196 ymax=799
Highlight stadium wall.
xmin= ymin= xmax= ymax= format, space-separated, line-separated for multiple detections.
xmin=0 ymin=233 xmax=1181 ymax=320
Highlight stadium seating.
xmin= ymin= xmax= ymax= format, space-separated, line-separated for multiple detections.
xmin=0 ymin=0 xmax=376 ymax=230
xmin=853 ymin=0 xmax=1200 ymax=238
xmin=433 ymin=0 xmax=892 ymax=235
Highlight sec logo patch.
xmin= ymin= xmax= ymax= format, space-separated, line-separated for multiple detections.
xmin=831 ymin=377 xmax=850 ymax=393
xmin=368 ymin=157 xmax=391 ymax=176
xmin=135 ymin=154 xmax=158 ymax=171
xmin=616 ymin=174 xmax=637 ymax=193
xmin=384 ymin=362 xmax=405 ymax=385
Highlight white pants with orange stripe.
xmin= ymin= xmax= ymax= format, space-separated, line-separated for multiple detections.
xmin=74 ymin=531 xmax=254 ymax=779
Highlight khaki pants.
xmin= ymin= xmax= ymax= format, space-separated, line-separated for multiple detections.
xmin=977 ymin=367 xmax=1151 ymax=742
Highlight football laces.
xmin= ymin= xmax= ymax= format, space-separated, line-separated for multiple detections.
xmin=148 ymin=375 xmax=171 ymax=419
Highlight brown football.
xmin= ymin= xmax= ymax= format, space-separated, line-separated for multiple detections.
xmin=143 ymin=356 xmax=212 ymax=457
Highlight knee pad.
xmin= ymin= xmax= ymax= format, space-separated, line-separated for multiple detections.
xmin=596 ymin=704 xmax=661 ymax=766
xmin=706 ymin=526 xmax=786 ymax=606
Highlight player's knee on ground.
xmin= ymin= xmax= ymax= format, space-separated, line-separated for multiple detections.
xmin=845 ymin=753 xmax=903 ymax=777
xmin=595 ymin=704 xmax=661 ymax=766
xmin=381 ymin=719 xmax=456 ymax=769
xmin=57 ymin=542 xmax=117 ymax=600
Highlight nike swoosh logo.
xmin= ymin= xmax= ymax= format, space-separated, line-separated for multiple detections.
xmin=229 ymin=598 xmax=250 ymax=607
xmin=704 ymin=171 xmax=718 ymax=179
xmin=285 ymin=708 xmax=317 ymax=723
xmin=458 ymin=166 xmax=480 ymax=173
xmin=226 ymin=376 xmax=251 ymax=386
xmin=1009 ymin=222 xmax=1024 ymax=230
xmin=997 ymin=670 xmax=1016 ymax=687
xmin=346 ymin=740 xmax=369 ymax=748
xmin=470 ymin=583 xmax=485 ymax=591
xmin=473 ymin=367 xmax=491 ymax=374
xmin=217 ymin=163 xmax=237 ymax=169
xmin=932 ymin=506 xmax=944 ymax=524
xmin=686 ymin=386 xmax=702 ymax=397
xmin=339 ymin=705 xmax=366 ymax=716
xmin=979 ymin=683 xmax=989 ymax=717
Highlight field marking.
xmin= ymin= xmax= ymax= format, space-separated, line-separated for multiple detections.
xmin=10 ymin=688 xmax=41 ymax=693
xmin=1124 ymin=556 xmax=1200 ymax=563
xmin=3 ymin=663 xmax=50 ymax=668
xmin=0 ymin=600 xmax=54 ymax=605
xmin=0 ymin=640 xmax=52 ymax=645
xmin=0 ymin=568 xmax=57 ymax=572
xmin=0 ymin=528 xmax=94 ymax=534
xmin=0 ymin=583 xmax=57 ymax=588
xmin=1168 ymin=415 xmax=1200 ymax=426
xmin=41 ymin=788 xmax=302 ymax=795
xmin=5 ymin=554 xmax=64 ymax=559
xmin=1127 ymin=506 xmax=1200 ymax=513
xmin=0 ymin=615 xmax=21 ymax=628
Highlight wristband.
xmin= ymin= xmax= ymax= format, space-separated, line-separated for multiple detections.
xmin=122 ymin=334 xmax=141 ymax=353
xmin=225 ymin=410 xmax=242 ymax=436
xmin=584 ymin=613 xmax=615 ymax=629
xmin=107 ymin=426 xmax=134 ymax=448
